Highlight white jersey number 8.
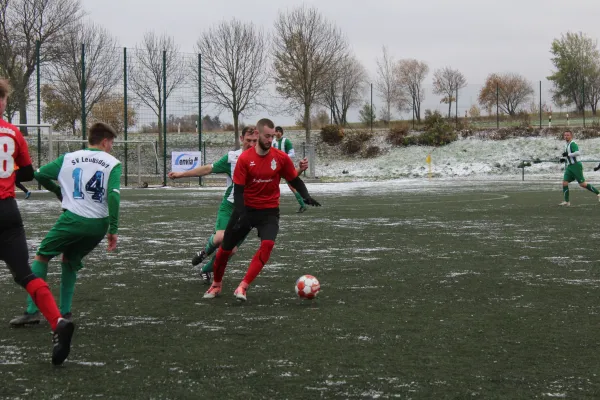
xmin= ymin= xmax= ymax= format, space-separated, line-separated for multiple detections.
xmin=0 ymin=136 xmax=16 ymax=179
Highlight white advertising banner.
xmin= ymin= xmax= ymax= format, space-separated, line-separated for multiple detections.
xmin=171 ymin=151 xmax=202 ymax=172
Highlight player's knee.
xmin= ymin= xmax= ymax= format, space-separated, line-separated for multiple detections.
xmin=259 ymin=240 xmax=275 ymax=263
xmin=214 ymin=230 xmax=225 ymax=245
xmin=35 ymin=254 xmax=50 ymax=263
xmin=14 ymin=274 xmax=33 ymax=288
xmin=62 ymin=258 xmax=82 ymax=272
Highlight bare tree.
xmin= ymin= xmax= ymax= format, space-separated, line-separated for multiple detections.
xmin=1 ymin=61 xmax=29 ymax=122
xmin=478 ymin=73 xmax=534 ymax=116
xmin=432 ymin=67 xmax=467 ymax=118
xmin=272 ymin=5 xmax=347 ymax=143
xmin=375 ymin=46 xmax=398 ymax=125
xmin=323 ymin=53 xmax=367 ymax=126
xmin=585 ymin=64 xmax=600 ymax=115
xmin=195 ymin=19 xmax=269 ymax=149
xmin=44 ymin=21 xmax=120 ymax=135
xmin=395 ymin=59 xmax=429 ymax=123
xmin=0 ymin=0 xmax=83 ymax=132
xmin=129 ymin=31 xmax=185 ymax=151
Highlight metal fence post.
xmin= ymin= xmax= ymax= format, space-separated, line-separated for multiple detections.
xmin=162 ymin=50 xmax=167 ymax=186
xmin=583 ymin=79 xmax=586 ymax=128
xmin=370 ymin=83 xmax=373 ymax=133
xmin=124 ymin=47 xmax=128 ymax=187
xmin=36 ymin=40 xmax=41 ymax=189
xmin=539 ymin=81 xmax=542 ymax=128
xmin=455 ymin=87 xmax=458 ymax=126
xmin=198 ymin=53 xmax=203 ymax=186
xmin=496 ymin=82 xmax=499 ymax=129
xmin=202 ymin=141 xmax=206 ymax=174
xmin=81 ymin=43 xmax=86 ymax=148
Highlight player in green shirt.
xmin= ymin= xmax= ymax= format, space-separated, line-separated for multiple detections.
xmin=10 ymin=123 xmax=121 ymax=329
xmin=274 ymin=126 xmax=307 ymax=213
xmin=560 ymin=130 xmax=600 ymax=206
xmin=169 ymin=127 xmax=308 ymax=284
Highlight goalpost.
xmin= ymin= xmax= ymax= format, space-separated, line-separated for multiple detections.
xmin=52 ymin=139 xmax=160 ymax=186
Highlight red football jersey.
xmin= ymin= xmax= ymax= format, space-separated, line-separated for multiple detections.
xmin=233 ymin=146 xmax=298 ymax=209
xmin=0 ymin=119 xmax=32 ymax=199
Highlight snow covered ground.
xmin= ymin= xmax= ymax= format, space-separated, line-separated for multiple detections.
xmin=191 ymin=130 xmax=600 ymax=181
xmin=315 ymin=135 xmax=600 ymax=181
xmin=34 ymin=130 xmax=600 ymax=182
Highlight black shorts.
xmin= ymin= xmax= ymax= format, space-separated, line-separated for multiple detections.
xmin=221 ymin=207 xmax=280 ymax=250
xmin=0 ymin=198 xmax=35 ymax=287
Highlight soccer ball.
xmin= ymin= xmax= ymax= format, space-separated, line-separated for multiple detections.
xmin=295 ymin=275 xmax=320 ymax=299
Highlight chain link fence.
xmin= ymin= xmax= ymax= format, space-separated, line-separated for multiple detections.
xmin=13 ymin=43 xmax=600 ymax=187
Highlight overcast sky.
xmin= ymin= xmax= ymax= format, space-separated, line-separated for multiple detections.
xmin=83 ymin=0 xmax=599 ymax=124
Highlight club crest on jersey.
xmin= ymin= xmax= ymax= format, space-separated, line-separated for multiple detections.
xmin=271 ymin=158 xmax=277 ymax=170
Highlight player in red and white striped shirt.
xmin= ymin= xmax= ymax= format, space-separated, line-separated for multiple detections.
xmin=0 ymin=79 xmax=74 ymax=365
xmin=204 ymin=118 xmax=321 ymax=301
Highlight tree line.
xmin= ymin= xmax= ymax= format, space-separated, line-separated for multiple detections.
xmin=1 ymin=1 xmax=599 ymax=146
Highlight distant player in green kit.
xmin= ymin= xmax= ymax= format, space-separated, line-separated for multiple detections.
xmin=273 ymin=126 xmax=307 ymax=213
xmin=559 ymin=130 xmax=600 ymax=206
xmin=10 ymin=122 xmax=121 ymax=326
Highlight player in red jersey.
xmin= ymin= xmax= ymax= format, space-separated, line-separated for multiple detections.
xmin=204 ymin=118 xmax=321 ymax=301
xmin=0 ymin=79 xmax=74 ymax=365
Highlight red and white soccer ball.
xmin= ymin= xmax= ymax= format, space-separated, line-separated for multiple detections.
xmin=295 ymin=275 xmax=320 ymax=299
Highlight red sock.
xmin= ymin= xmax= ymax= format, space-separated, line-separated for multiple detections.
xmin=213 ymin=248 xmax=233 ymax=283
xmin=25 ymin=278 xmax=61 ymax=331
xmin=242 ymin=240 xmax=275 ymax=286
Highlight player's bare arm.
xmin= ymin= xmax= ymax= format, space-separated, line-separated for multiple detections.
xmin=169 ymin=164 xmax=213 ymax=179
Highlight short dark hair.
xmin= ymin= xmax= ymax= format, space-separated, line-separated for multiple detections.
xmin=89 ymin=122 xmax=117 ymax=145
xmin=275 ymin=126 xmax=283 ymax=133
xmin=256 ymin=118 xmax=274 ymax=131
xmin=564 ymin=130 xmax=573 ymax=134
xmin=241 ymin=126 xmax=255 ymax=136
xmin=0 ymin=79 xmax=11 ymax=99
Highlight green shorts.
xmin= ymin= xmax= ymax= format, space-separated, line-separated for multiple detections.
xmin=212 ymin=200 xmax=249 ymax=247
xmin=37 ymin=210 xmax=108 ymax=270
xmin=564 ymin=163 xmax=585 ymax=184
xmin=214 ymin=200 xmax=234 ymax=231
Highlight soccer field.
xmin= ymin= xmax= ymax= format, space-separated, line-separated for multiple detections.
xmin=1 ymin=181 xmax=600 ymax=399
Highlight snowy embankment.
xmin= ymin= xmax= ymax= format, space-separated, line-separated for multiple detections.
xmin=190 ymin=129 xmax=600 ymax=181
xmin=315 ymin=135 xmax=600 ymax=181
xmin=34 ymin=129 xmax=600 ymax=182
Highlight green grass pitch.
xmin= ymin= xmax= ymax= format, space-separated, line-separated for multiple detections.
xmin=1 ymin=181 xmax=599 ymax=399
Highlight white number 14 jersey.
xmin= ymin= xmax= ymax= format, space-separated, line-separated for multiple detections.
xmin=58 ymin=150 xmax=120 ymax=218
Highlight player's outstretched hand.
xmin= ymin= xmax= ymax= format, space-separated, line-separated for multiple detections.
xmin=107 ymin=234 xmax=118 ymax=251
xmin=594 ymin=164 xmax=600 ymax=172
xmin=298 ymin=158 xmax=309 ymax=172
xmin=562 ymin=151 xmax=568 ymax=157
xmin=303 ymin=196 xmax=321 ymax=207
xmin=168 ymin=171 xmax=182 ymax=179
